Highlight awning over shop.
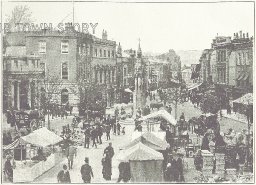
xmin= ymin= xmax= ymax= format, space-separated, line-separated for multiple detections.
xmin=187 ymin=83 xmax=203 ymax=91
xmin=139 ymin=109 xmax=177 ymax=126
xmin=237 ymin=72 xmax=245 ymax=81
xmin=117 ymin=142 xmax=164 ymax=162
xmin=120 ymin=132 xmax=169 ymax=151
xmin=232 ymin=93 xmax=253 ymax=106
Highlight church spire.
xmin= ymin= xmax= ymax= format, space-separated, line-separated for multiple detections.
xmin=117 ymin=42 xmax=122 ymax=57
xmin=137 ymin=38 xmax=142 ymax=58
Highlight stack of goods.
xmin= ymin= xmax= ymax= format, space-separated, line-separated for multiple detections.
xmin=226 ymin=168 xmax=237 ymax=180
xmin=201 ymin=150 xmax=214 ymax=177
xmin=215 ymin=153 xmax=225 ymax=179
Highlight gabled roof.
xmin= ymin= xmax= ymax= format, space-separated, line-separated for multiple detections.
xmin=117 ymin=142 xmax=164 ymax=162
xmin=121 ymin=132 xmax=169 ymax=151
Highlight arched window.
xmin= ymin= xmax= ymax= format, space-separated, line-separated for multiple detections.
xmin=61 ymin=89 xmax=69 ymax=104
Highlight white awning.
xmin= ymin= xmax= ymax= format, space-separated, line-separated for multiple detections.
xmin=232 ymin=93 xmax=253 ymax=105
xmin=124 ymin=88 xmax=133 ymax=93
xmin=139 ymin=109 xmax=177 ymax=126
xmin=187 ymin=83 xmax=203 ymax=91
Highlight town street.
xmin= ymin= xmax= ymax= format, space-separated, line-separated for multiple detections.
xmin=33 ymin=101 xmax=248 ymax=183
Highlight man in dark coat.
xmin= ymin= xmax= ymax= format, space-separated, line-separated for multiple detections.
xmin=102 ymin=154 xmax=112 ymax=180
xmin=91 ymin=127 xmax=97 ymax=148
xmin=57 ymin=164 xmax=71 ymax=183
xmin=201 ymin=133 xmax=210 ymax=151
xmin=84 ymin=127 xmax=91 ymax=149
xmin=81 ymin=157 xmax=94 ymax=183
xmin=117 ymin=122 xmax=121 ymax=135
xmin=105 ymin=125 xmax=111 ymax=140
xmin=97 ymin=125 xmax=103 ymax=144
xmin=117 ymin=162 xmax=131 ymax=183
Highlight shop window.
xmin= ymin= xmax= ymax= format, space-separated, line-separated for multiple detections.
xmin=61 ymin=89 xmax=69 ymax=104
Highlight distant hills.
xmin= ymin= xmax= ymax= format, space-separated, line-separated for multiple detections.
xmin=144 ymin=49 xmax=202 ymax=67
xmin=176 ymin=50 xmax=202 ymax=66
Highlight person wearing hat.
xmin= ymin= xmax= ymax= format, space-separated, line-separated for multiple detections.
xmin=57 ymin=164 xmax=71 ymax=183
xmin=81 ymin=157 xmax=94 ymax=183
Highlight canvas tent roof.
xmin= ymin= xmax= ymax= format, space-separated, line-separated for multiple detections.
xmin=232 ymin=93 xmax=253 ymax=106
xmin=139 ymin=109 xmax=177 ymax=126
xmin=121 ymin=132 xmax=169 ymax=151
xmin=3 ymin=127 xmax=63 ymax=149
xmin=117 ymin=143 xmax=164 ymax=162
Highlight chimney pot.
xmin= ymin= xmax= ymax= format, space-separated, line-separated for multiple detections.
xmin=247 ymin=33 xmax=249 ymax=38
xmin=243 ymin=33 xmax=245 ymax=38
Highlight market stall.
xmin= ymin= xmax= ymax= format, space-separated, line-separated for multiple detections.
xmin=3 ymin=127 xmax=63 ymax=182
xmin=117 ymin=142 xmax=164 ymax=182
xmin=139 ymin=109 xmax=177 ymax=133
xmin=232 ymin=93 xmax=253 ymax=115
xmin=121 ymin=132 xmax=169 ymax=151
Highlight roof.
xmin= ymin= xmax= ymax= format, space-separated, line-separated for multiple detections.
xmin=139 ymin=109 xmax=177 ymax=126
xmin=187 ymin=82 xmax=203 ymax=91
xmin=121 ymin=132 xmax=169 ymax=151
xmin=3 ymin=127 xmax=63 ymax=149
xmin=233 ymin=93 xmax=253 ymax=105
xmin=116 ymin=143 xmax=164 ymax=162
xmin=5 ymin=46 xmax=26 ymax=57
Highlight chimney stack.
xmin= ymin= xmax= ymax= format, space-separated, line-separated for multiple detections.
xmin=239 ymin=31 xmax=242 ymax=38
xmin=247 ymin=33 xmax=249 ymax=38
xmin=236 ymin=33 xmax=239 ymax=38
xmin=243 ymin=33 xmax=245 ymax=38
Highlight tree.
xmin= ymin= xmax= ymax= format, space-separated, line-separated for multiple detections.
xmin=6 ymin=5 xmax=34 ymax=31
xmin=164 ymin=86 xmax=182 ymax=119
xmin=200 ymin=93 xmax=221 ymax=114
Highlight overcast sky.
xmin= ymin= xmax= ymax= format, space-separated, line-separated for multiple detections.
xmin=2 ymin=0 xmax=254 ymax=53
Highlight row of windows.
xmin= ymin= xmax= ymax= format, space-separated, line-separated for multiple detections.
xmin=39 ymin=41 xmax=69 ymax=54
xmin=217 ymin=50 xmax=226 ymax=62
xmin=237 ymin=52 xmax=250 ymax=66
xmin=4 ymin=59 xmax=41 ymax=69
xmin=94 ymin=48 xmax=115 ymax=58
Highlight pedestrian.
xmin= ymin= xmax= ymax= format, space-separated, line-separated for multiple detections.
xmin=117 ymin=122 xmax=121 ymax=135
xmin=177 ymin=152 xmax=185 ymax=182
xmin=91 ymin=127 xmax=97 ymax=148
xmin=57 ymin=164 xmax=71 ymax=183
xmin=122 ymin=127 xmax=125 ymax=135
xmin=66 ymin=145 xmax=77 ymax=170
xmin=97 ymin=125 xmax=103 ymax=144
xmin=194 ymin=150 xmax=203 ymax=171
xmin=102 ymin=154 xmax=112 ymax=180
xmin=105 ymin=124 xmax=111 ymax=140
xmin=104 ymin=143 xmax=114 ymax=159
xmin=117 ymin=162 xmax=131 ymax=183
xmin=4 ymin=156 xmax=14 ymax=182
xmin=84 ymin=127 xmax=91 ymax=149
xmin=80 ymin=157 xmax=94 ymax=183
xmin=113 ymin=123 xmax=117 ymax=135
xmin=201 ymin=133 xmax=211 ymax=151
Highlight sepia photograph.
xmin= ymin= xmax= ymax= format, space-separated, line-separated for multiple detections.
xmin=1 ymin=0 xmax=254 ymax=183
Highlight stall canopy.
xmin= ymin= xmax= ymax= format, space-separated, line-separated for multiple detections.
xmin=3 ymin=127 xmax=63 ymax=149
xmin=187 ymin=82 xmax=203 ymax=91
xmin=139 ymin=109 xmax=177 ymax=126
xmin=125 ymin=88 xmax=133 ymax=93
xmin=121 ymin=132 xmax=169 ymax=151
xmin=232 ymin=93 xmax=253 ymax=105
xmin=117 ymin=142 xmax=164 ymax=162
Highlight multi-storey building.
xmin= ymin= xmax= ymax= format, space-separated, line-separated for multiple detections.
xmin=3 ymin=26 xmax=117 ymax=111
xmin=200 ymin=31 xmax=253 ymax=100
xmin=3 ymin=45 xmax=44 ymax=111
